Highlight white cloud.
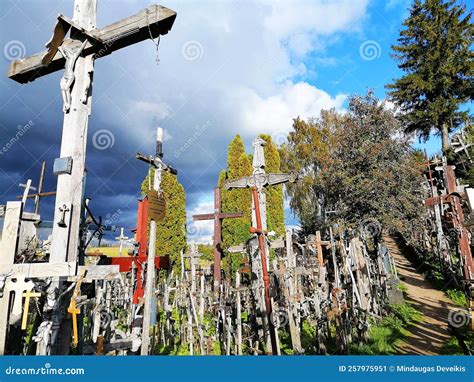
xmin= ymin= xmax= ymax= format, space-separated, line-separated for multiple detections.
xmin=186 ymin=195 xmax=215 ymax=244
xmin=263 ymin=0 xmax=369 ymax=57
xmin=130 ymin=100 xmax=172 ymax=121
xmin=66 ymin=0 xmax=369 ymax=226
xmin=238 ymin=81 xmax=346 ymax=137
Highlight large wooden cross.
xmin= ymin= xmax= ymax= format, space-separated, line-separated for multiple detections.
xmin=225 ymin=138 xmax=297 ymax=232
xmin=224 ymin=137 xmax=298 ymax=356
xmin=136 ymin=127 xmax=177 ymax=355
xmin=8 ymin=0 xmax=176 ymax=267
xmin=192 ymin=187 xmax=243 ymax=290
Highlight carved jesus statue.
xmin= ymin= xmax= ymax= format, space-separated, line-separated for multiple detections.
xmin=252 ymin=137 xmax=266 ymax=174
xmin=58 ymin=40 xmax=87 ymax=113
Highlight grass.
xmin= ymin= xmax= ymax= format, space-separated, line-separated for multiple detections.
xmin=445 ymin=289 xmax=468 ymax=308
xmin=350 ymin=303 xmax=422 ymax=355
xmin=440 ymin=337 xmax=466 ymax=355
xmin=440 ymin=328 xmax=474 ymax=355
xmin=397 ymin=282 xmax=408 ymax=293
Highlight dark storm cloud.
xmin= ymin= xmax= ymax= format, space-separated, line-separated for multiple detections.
xmin=0 ymin=0 xmax=233 ymax=235
xmin=1 ymin=0 xmax=365 ymax=241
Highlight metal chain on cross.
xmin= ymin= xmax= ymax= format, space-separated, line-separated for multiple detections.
xmin=146 ymin=8 xmax=161 ymax=65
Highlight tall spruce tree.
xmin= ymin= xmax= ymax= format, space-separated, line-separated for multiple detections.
xmin=141 ymin=170 xmax=187 ymax=270
xmin=387 ymin=0 xmax=473 ymax=154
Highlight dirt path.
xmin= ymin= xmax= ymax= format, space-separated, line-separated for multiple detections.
xmin=383 ymin=235 xmax=457 ymax=355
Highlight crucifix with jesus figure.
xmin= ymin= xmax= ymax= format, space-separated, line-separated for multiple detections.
xmin=8 ymin=0 xmax=176 ymax=268
xmin=6 ymin=0 xmax=177 ymax=355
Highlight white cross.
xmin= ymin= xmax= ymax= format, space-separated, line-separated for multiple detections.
xmin=115 ymin=227 xmax=129 ymax=256
xmin=18 ymin=179 xmax=37 ymax=205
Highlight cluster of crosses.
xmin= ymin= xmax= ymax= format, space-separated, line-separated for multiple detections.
xmin=421 ymin=150 xmax=474 ymax=329
xmin=2 ymin=0 xmax=472 ymax=357
xmin=0 ymin=0 xmax=177 ymax=355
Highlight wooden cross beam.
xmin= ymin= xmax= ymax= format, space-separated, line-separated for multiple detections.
xmin=8 ymin=5 xmax=177 ymax=84
xmin=16 ymin=191 xmax=56 ymax=200
xmin=192 ymin=187 xmax=243 ymax=290
xmin=0 ymin=262 xmax=76 ymax=278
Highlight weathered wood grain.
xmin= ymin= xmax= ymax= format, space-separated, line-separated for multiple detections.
xmin=8 ymin=5 xmax=176 ymax=83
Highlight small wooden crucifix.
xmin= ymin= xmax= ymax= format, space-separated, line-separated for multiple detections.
xmin=192 ymin=187 xmax=243 ymax=291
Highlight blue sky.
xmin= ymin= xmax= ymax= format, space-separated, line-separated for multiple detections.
xmin=0 ymin=0 xmax=448 ymax=243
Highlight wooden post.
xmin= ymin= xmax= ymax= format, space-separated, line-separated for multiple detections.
xmin=140 ymin=127 xmax=172 ymax=355
xmin=0 ymin=201 xmax=23 ymax=354
xmin=235 ymin=271 xmax=243 ymax=355
xmin=141 ymin=192 xmax=157 ymax=355
xmin=284 ymin=229 xmax=302 ymax=353
xmin=34 ymin=161 xmax=46 ymax=215
xmin=199 ymin=271 xmax=205 ymax=355
xmin=0 ymin=201 xmax=22 ymax=263
xmin=19 ymin=180 xmax=35 ymax=205
xmin=49 ymin=0 xmax=97 ymax=264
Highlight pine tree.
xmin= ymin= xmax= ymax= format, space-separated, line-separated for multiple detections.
xmin=387 ymin=0 xmax=473 ymax=154
xmin=259 ymin=134 xmax=285 ymax=236
xmin=141 ymin=169 xmax=187 ymax=270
